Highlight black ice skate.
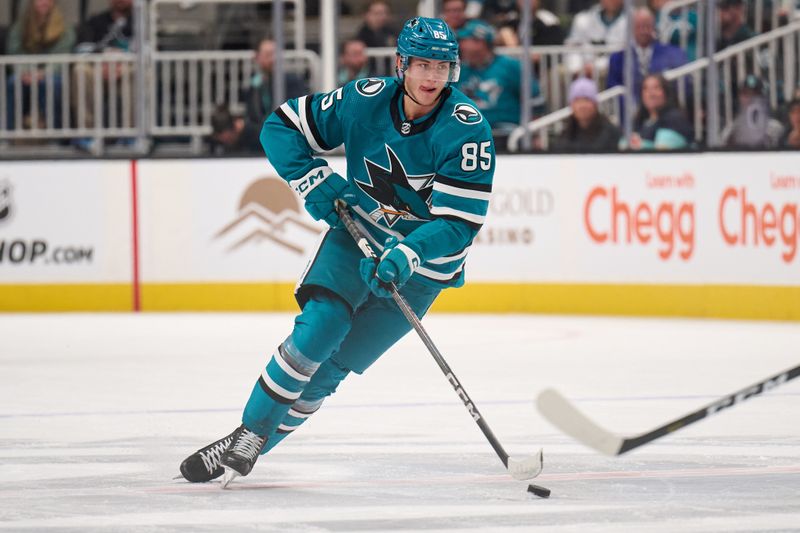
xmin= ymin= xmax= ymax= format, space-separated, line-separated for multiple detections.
xmin=219 ymin=425 xmax=267 ymax=488
xmin=179 ymin=428 xmax=238 ymax=482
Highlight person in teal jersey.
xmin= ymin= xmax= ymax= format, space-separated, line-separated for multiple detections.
xmin=455 ymin=19 xmax=544 ymax=138
xmin=179 ymin=17 xmax=495 ymax=486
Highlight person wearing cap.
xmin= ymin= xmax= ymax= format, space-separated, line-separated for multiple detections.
xmin=721 ymin=75 xmax=785 ymax=148
xmin=455 ymin=18 xmax=545 ymax=138
xmin=552 ymin=77 xmax=621 ymax=151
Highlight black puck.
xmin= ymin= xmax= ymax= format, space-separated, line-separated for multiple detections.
xmin=527 ymin=484 xmax=551 ymax=498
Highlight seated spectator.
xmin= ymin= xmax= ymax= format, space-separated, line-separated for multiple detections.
xmin=5 ymin=0 xmax=76 ymax=130
xmin=496 ymin=0 xmax=566 ymax=47
xmin=565 ymin=0 xmax=627 ymax=78
xmin=441 ymin=0 xmax=469 ymax=33
xmin=455 ymin=19 xmax=545 ymax=138
xmin=355 ymin=0 xmax=396 ymax=48
xmin=552 ymin=77 xmax=621 ymax=152
xmin=337 ymin=39 xmax=370 ymax=86
xmin=244 ymin=38 xmax=307 ymax=150
xmin=607 ymin=8 xmax=687 ymax=103
xmin=210 ymin=104 xmax=261 ymax=154
xmin=717 ymin=0 xmax=754 ymax=51
xmin=721 ymin=75 xmax=785 ymax=148
xmin=71 ymin=0 xmax=134 ymax=142
xmin=622 ymin=74 xmax=693 ymax=150
xmin=649 ymin=0 xmax=698 ymax=61
xmin=779 ymin=98 xmax=800 ymax=148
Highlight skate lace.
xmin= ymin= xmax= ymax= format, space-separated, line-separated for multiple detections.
xmin=200 ymin=435 xmax=233 ymax=474
xmin=231 ymin=429 xmax=265 ymax=460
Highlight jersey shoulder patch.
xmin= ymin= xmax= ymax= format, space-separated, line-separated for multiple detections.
xmin=355 ymin=78 xmax=387 ymax=97
xmin=452 ymin=102 xmax=483 ymax=125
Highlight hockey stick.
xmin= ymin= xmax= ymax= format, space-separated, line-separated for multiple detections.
xmin=537 ymin=363 xmax=800 ymax=456
xmin=335 ymin=201 xmax=544 ymax=482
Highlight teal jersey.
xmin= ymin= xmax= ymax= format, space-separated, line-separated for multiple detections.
xmin=456 ymin=55 xmax=544 ymax=128
xmin=261 ymin=77 xmax=495 ymax=288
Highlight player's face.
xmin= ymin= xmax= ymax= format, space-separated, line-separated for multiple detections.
xmin=400 ymin=57 xmax=449 ymax=106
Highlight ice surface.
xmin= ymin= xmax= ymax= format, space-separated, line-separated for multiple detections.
xmin=1 ymin=313 xmax=798 ymax=532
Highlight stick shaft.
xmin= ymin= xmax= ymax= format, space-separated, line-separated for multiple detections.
xmin=334 ymin=202 xmax=512 ymax=466
xmin=619 ymin=363 xmax=800 ymax=453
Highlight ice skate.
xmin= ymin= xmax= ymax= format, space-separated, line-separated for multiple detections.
xmin=219 ymin=425 xmax=267 ymax=488
xmin=178 ymin=428 xmax=238 ymax=482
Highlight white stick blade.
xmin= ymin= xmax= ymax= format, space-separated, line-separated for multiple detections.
xmin=507 ymin=449 xmax=544 ymax=480
xmin=536 ymin=389 xmax=624 ymax=456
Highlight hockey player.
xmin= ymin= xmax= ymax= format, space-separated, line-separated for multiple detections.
xmin=179 ymin=17 xmax=495 ymax=487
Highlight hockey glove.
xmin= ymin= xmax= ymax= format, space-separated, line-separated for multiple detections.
xmin=359 ymin=236 xmax=421 ymax=298
xmin=289 ymin=166 xmax=357 ymax=227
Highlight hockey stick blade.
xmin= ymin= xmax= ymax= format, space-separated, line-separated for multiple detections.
xmin=537 ymin=389 xmax=624 ymax=455
xmin=507 ymin=449 xmax=545 ymax=480
xmin=537 ymin=363 xmax=800 ymax=456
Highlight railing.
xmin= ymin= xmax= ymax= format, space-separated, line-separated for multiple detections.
xmin=149 ymin=49 xmax=320 ymax=141
xmin=507 ymin=86 xmax=625 ymax=152
xmin=507 ymin=20 xmax=800 ymax=151
xmin=367 ymin=43 xmax=624 ymax=113
xmin=0 ymin=53 xmax=140 ymax=143
xmin=0 ymin=49 xmax=320 ymax=154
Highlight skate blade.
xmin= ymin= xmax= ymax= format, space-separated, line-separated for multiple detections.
xmin=220 ymin=466 xmax=239 ymax=489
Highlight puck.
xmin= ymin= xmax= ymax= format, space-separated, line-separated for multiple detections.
xmin=527 ymin=484 xmax=551 ymax=498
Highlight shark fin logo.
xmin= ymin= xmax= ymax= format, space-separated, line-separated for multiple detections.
xmin=452 ymin=103 xmax=482 ymax=125
xmin=0 ymin=179 xmax=12 ymax=225
xmin=356 ymin=145 xmax=434 ymax=227
xmin=214 ymin=177 xmax=321 ymax=254
xmin=356 ymin=78 xmax=386 ymax=97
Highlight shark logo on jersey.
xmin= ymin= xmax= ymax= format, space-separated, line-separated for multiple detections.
xmin=356 ymin=78 xmax=386 ymax=97
xmin=452 ymin=103 xmax=483 ymax=125
xmin=356 ymin=145 xmax=434 ymax=227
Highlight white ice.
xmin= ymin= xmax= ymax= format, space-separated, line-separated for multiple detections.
xmin=1 ymin=313 xmax=798 ymax=532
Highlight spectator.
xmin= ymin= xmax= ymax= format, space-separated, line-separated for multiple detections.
xmin=5 ymin=0 xmax=75 ymax=130
xmin=496 ymin=0 xmax=566 ymax=47
xmin=243 ymin=38 xmax=307 ymax=152
xmin=455 ymin=19 xmax=545 ymax=138
xmin=721 ymin=75 xmax=785 ymax=148
xmin=441 ymin=0 xmax=469 ymax=33
xmin=338 ymin=39 xmax=370 ymax=85
xmin=552 ymin=77 xmax=621 ymax=152
xmin=649 ymin=0 xmax=698 ymax=60
xmin=355 ymin=0 xmax=396 ymax=48
xmin=71 ymin=0 xmax=134 ymax=142
xmin=717 ymin=0 xmax=754 ymax=51
xmin=623 ymin=74 xmax=693 ymax=150
xmin=565 ymin=0 xmax=627 ymax=78
xmin=607 ymin=8 xmax=687 ymax=103
xmin=779 ymin=98 xmax=800 ymax=148
xmin=210 ymin=104 xmax=260 ymax=155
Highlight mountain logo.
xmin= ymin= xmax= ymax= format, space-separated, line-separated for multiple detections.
xmin=0 ymin=179 xmax=12 ymax=225
xmin=356 ymin=78 xmax=386 ymax=97
xmin=214 ymin=176 xmax=321 ymax=254
xmin=452 ymin=103 xmax=482 ymax=125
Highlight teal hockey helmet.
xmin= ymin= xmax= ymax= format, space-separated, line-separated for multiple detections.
xmin=396 ymin=17 xmax=460 ymax=82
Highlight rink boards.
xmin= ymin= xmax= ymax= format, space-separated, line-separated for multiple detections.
xmin=0 ymin=153 xmax=798 ymax=319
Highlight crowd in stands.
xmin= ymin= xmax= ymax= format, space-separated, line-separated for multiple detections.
xmin=1 ymin=0 xmax=799 ymax=155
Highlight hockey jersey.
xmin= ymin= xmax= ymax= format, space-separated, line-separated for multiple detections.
xmin=261 ymin=77 xmax=495 ymax=288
